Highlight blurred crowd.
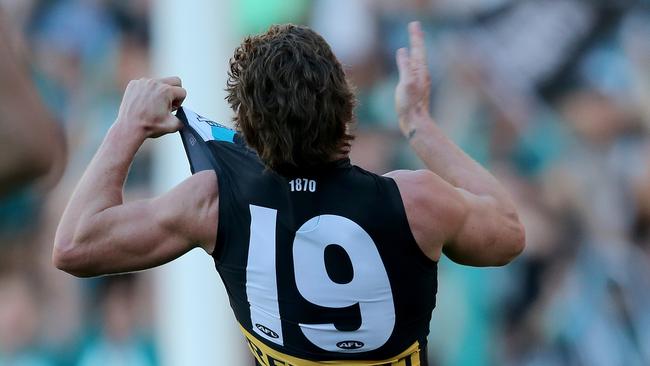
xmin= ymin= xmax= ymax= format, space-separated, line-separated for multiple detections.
xmin=0 ymin=0 xmax=649 ymax=365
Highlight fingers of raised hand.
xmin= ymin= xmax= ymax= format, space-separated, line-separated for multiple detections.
xmin=396 ymin=47 xmax=411 ymax=81
xmin=407 ymin=21 xmax=429 ymax=81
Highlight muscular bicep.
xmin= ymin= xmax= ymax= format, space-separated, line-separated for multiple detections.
xmin=78 ymin=200 xmax=195 ymax=275
xmin=388 ymin=169 xmax=524 ymax=267
xmin=55 ymin=171 xmax=218 ymax=277
xmin=443 ymin=188 xmax=524 ymax=266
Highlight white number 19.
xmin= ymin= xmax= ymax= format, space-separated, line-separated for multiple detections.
xmin=246 ymin=205 xmax=395 ymax=353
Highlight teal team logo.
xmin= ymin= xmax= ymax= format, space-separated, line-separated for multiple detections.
xmin=183 ymin=108 xmax=235 ymax=143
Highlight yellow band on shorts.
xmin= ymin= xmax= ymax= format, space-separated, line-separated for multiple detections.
xmin=239 ymin=325 xmax=421 ymax=366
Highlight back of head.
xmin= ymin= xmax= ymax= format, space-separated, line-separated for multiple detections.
xmin=226 ymin=24 xmax=355 ymax=172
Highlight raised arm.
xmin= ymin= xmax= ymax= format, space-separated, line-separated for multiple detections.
xmin=53 ymin=77 xmax=218 ymax=277
xmin=388 ymin=22 xmax=525 ymax=266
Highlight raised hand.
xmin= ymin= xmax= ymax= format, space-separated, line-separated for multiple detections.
xmin=395 ymin=22 xmax=432 ymax=138
xmin=117 ymin=77 xmax=187 ymax=138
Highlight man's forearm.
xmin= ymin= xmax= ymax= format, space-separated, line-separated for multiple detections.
xmin=56 ymin=122 xmax=143 ymax=245
xmin=404 ymin=113 xmax=515 ymax=209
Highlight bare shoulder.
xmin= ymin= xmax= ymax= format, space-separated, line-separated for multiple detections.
xmin=161 ymin=170 xmax=218 ymax=214
xmin=384 ymin=169 xmax=458 ymax=211
xmin=384 ymin=169 xmax=437 ymax=189
xmin=155 ymin=170 xmax=219 ymax=253
xmin=383 ymin=169 xmax=467 ymax=261
xmin=184 ymin=170 xmax=219 ymax=197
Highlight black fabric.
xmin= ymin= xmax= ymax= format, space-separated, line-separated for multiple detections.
xmin=178 ymin=110 xmax=438 ymax=365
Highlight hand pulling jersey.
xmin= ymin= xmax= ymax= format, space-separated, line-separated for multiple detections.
xmin=177 ymin=107 xmax=438 ymax=366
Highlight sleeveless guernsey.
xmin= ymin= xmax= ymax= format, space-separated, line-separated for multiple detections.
xmin=178 ymin=107 xmax=438 ymax=366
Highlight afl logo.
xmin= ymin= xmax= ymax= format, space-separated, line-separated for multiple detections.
xmin=336 ymin=340 xmax=364 ymax=350
xmin=255 ymin=323 xmax=279 ymax=339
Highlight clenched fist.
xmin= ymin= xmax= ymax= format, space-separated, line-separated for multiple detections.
xmin=117 ymin=77 xmax=187 ymax=138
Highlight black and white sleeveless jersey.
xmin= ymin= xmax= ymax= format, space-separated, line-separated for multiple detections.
xmin=178 ymin=107 xmax=438 ymax=366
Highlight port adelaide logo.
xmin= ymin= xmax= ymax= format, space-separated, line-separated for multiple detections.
xmin=336 ymin=340 xmax=365 ymax=350
xmin=255 ymin=323 xmax=279 ymax=339
xmin=196 ymin=114 xmax=229 ymax=129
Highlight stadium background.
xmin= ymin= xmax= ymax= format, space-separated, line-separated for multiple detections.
xmin=1 ymin=0 xmax=649 ymax=365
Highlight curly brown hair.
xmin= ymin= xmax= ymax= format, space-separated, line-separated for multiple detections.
xmin=226 ymin=24 xmax=355 ymax=171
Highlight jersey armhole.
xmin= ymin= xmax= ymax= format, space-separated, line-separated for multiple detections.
xmin=210 ymin=169 xmax=228 ymax=263
xmin=383 ymin=176 xmax=439 ymax=271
